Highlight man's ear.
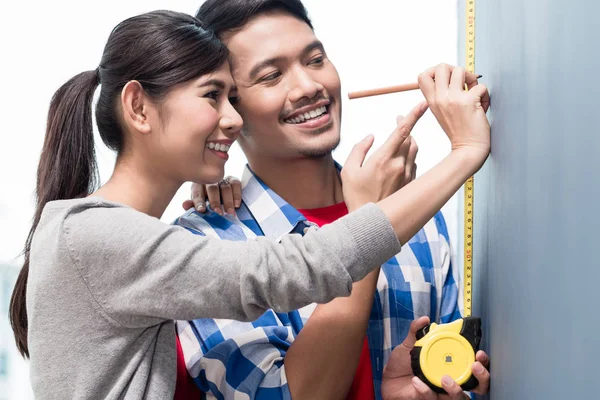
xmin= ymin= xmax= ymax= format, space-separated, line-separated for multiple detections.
xmin=121 ymin=80 xmax=151 ymax=134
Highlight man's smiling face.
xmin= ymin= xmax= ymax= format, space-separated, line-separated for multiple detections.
xmin=223 ymin=10 xmax=342 ymax=160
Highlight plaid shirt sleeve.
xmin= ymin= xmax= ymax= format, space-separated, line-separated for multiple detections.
xmin=433 ymin=211 xmax=463 ymax=323
xmin=177 ymin=312 xmax=301 ymax=400
xmin=369 ymin=211 xmax=463 ymax=399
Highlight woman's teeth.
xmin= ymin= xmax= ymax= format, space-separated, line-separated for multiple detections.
xmin=284 ymin=106 xmax=328 ymax=124
xmin=206 ymin=142 xmax=231 ymax=152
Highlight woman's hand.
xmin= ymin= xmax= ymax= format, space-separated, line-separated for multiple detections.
xmin=182 ymin=176 xmax=242 ymax=216
xmin=418 ymin=63 xmax=491 ymax=162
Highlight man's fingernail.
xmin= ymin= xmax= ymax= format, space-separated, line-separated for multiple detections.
xmin=420 ymin=102 xmax=429 ymax=112
xmin=215 ymin=208 xmax=223 ymax=216
xmin=442 ymin=375 xmax=453 ymax=385
xmin=196 ymin=204 xmax=205 ymax=211
xmin=473 ymin=363 xmax=484 ymax=374
xmin=227 ymin=208 xmax=235 ymax=215
xmin=235 ymin=200 xmax=241 ymax=208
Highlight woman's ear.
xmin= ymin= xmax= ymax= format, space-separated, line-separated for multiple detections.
xmin=121 ymin=80 xmax=151 ymax=134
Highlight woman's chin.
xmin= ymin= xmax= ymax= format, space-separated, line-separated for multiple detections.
xmin=193 ymin=168 xmax=225 ymax=185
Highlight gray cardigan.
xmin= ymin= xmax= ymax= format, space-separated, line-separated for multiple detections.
xmin=27 ymin=197 xmax=401 ymax=399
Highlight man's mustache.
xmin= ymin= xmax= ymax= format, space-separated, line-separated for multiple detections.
xmin=280 ymin=96 xmax=331 ymax=119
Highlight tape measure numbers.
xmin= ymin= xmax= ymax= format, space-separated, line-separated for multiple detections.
xmin=463 ymin=0 xmax=476 ymax=318
xmin=408 ymin=3 xmax=480 ymax=392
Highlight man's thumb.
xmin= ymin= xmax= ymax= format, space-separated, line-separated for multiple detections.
xmin=345 ymin=134 xmax=375 ymax=169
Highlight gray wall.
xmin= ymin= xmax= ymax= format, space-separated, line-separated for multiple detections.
xmin=458 ymin=0 xmax=600 ymax=398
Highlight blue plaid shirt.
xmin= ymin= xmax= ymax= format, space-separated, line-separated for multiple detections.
xmin=175 ymin=165 xmax=462 ymax=400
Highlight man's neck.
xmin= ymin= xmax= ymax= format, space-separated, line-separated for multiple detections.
xmin=248 ymin=154 xmax=344 ymax=210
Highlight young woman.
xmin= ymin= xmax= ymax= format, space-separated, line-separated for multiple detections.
xmin=9 ymin=10 xmax=490 ymax=399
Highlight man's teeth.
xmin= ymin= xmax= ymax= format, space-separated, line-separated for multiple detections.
xmin=206 ymin=143 xmax=231 ymax=152
xmin=284 ymin=106 xmax=328 ymax=124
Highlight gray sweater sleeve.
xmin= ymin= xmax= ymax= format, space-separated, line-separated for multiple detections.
xmin=63 ymin=199 xmax=401 ymax=327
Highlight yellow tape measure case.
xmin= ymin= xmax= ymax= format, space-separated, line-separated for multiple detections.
xmin=410 ymin=317 xmax=482 ymax=393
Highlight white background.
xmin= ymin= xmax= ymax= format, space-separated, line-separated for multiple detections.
xmin=0 ymin=1 xmax=457 ymax=397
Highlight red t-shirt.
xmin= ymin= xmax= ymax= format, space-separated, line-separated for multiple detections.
xmin=174 ymin=335 xmax=202 ymax=400
xmin=297 ymin=202 xmax=376 ymax=400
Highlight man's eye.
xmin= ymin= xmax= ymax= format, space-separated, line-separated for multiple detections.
xmin=260 ymin=71 xmax=281 ymax=82
xmin=309 ymin=56 xmax=324 ymax=65
xmin=204 ymin=91 xmax=220 ymax=100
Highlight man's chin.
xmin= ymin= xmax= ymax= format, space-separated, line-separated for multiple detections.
xmin=298 ymin=140 xmax=340 ymax=159
xmin=299 ymin=150 xmax=332 ymax=159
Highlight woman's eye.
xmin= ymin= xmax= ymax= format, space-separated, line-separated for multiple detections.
xmin=229 ymin=96 xmax=240 ymax=105
xmin=204 ymin=91 xmax=220 ymax=101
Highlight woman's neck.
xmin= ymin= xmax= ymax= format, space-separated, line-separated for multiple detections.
xmin=93 ymin=158 xmax=180 ymax=219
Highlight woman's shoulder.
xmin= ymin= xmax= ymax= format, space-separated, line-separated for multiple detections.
xmin=43 ymin=196 xmax=149 ymax=223
xmin=39 ymin=196 xmax=162 ymax=249
xmin=43 ymin=196 xmax=128 ymax=215
xmin=35 ymin=196 xmax=185 ymax=273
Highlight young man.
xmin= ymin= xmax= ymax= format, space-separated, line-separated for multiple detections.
xmin=175 ymin=1 xmax=490 ymax=399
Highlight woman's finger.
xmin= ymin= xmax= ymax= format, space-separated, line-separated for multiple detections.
xmin=230 ymin=178 xmax=242 ymax=209
xmin=434 ymin=63 xmax=452 ymax=99
xmin=191 ymin=183 xmax=207 ymax=212
xmin=219 ymin=180 xmax=235 ymax=216
xmin=206 ymin=183 xmax=223 ymax=216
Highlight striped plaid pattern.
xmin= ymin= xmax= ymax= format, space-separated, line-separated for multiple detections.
xmin=174 ymin=164 xmax=462 ymax=400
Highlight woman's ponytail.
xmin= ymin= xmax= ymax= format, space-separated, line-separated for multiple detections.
xmin=9 ymin=70 xmax=100 ymax=358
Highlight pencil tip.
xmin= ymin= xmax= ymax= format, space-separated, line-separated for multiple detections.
xmin=477 ymin=74 xmax=483 ymax=78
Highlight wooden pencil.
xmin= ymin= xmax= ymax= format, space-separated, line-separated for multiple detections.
xmin=348 ymin=75 xmax=483 ymax=99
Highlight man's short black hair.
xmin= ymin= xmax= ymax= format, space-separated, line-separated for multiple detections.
xmin=196 ymin=0 xmax=313 ymax=37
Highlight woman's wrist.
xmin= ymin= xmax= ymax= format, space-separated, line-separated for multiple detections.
xmin=449 ymin=146 xmax=490 ymax=177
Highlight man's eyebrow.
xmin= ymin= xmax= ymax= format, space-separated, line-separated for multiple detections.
xmin=303 ymin=40 xmax=325 ymax=56
xmin=197 ymin=79 xmax=237 ymax=92
xmin=248 ymin=40 xmax=325 ymax=81
xmin=248 ymin=57 xmax=286 ymax=81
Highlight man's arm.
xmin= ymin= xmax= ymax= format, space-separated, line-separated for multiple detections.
xmin=177 ymin=273 xmax=380 ymax=400
xmin=177 ymin=275 xmax=379 ymax=400
xmin=177 ymin=316 xmax=295 ymax=399
xmin=283 ymin=111 xmax=425 ymax=399
xmin=284 ymin=269 xmax=380 ymax=399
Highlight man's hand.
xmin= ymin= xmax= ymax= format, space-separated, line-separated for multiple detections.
xmin=394 ymin=118 xmax=419 ymax=186
xmin=342 ymin=101 xmax=426 ymax=212
xmin=182 ymin=176 xmax=242 ymax=216
xmin=381 ymin=317 xmax=490 ymax=400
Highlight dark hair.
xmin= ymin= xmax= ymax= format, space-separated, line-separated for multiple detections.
xmin=196 ymin=0 xmax=313 ymax=37
xmin=9 ymin=10 xmax=229 ymax=358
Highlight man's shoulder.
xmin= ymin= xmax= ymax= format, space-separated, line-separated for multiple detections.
xmin=174 ymin=208 xmax=254 ymax=240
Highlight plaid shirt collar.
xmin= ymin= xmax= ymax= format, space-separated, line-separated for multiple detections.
xmin=239 ymin=162 xmax=342 ymax=241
